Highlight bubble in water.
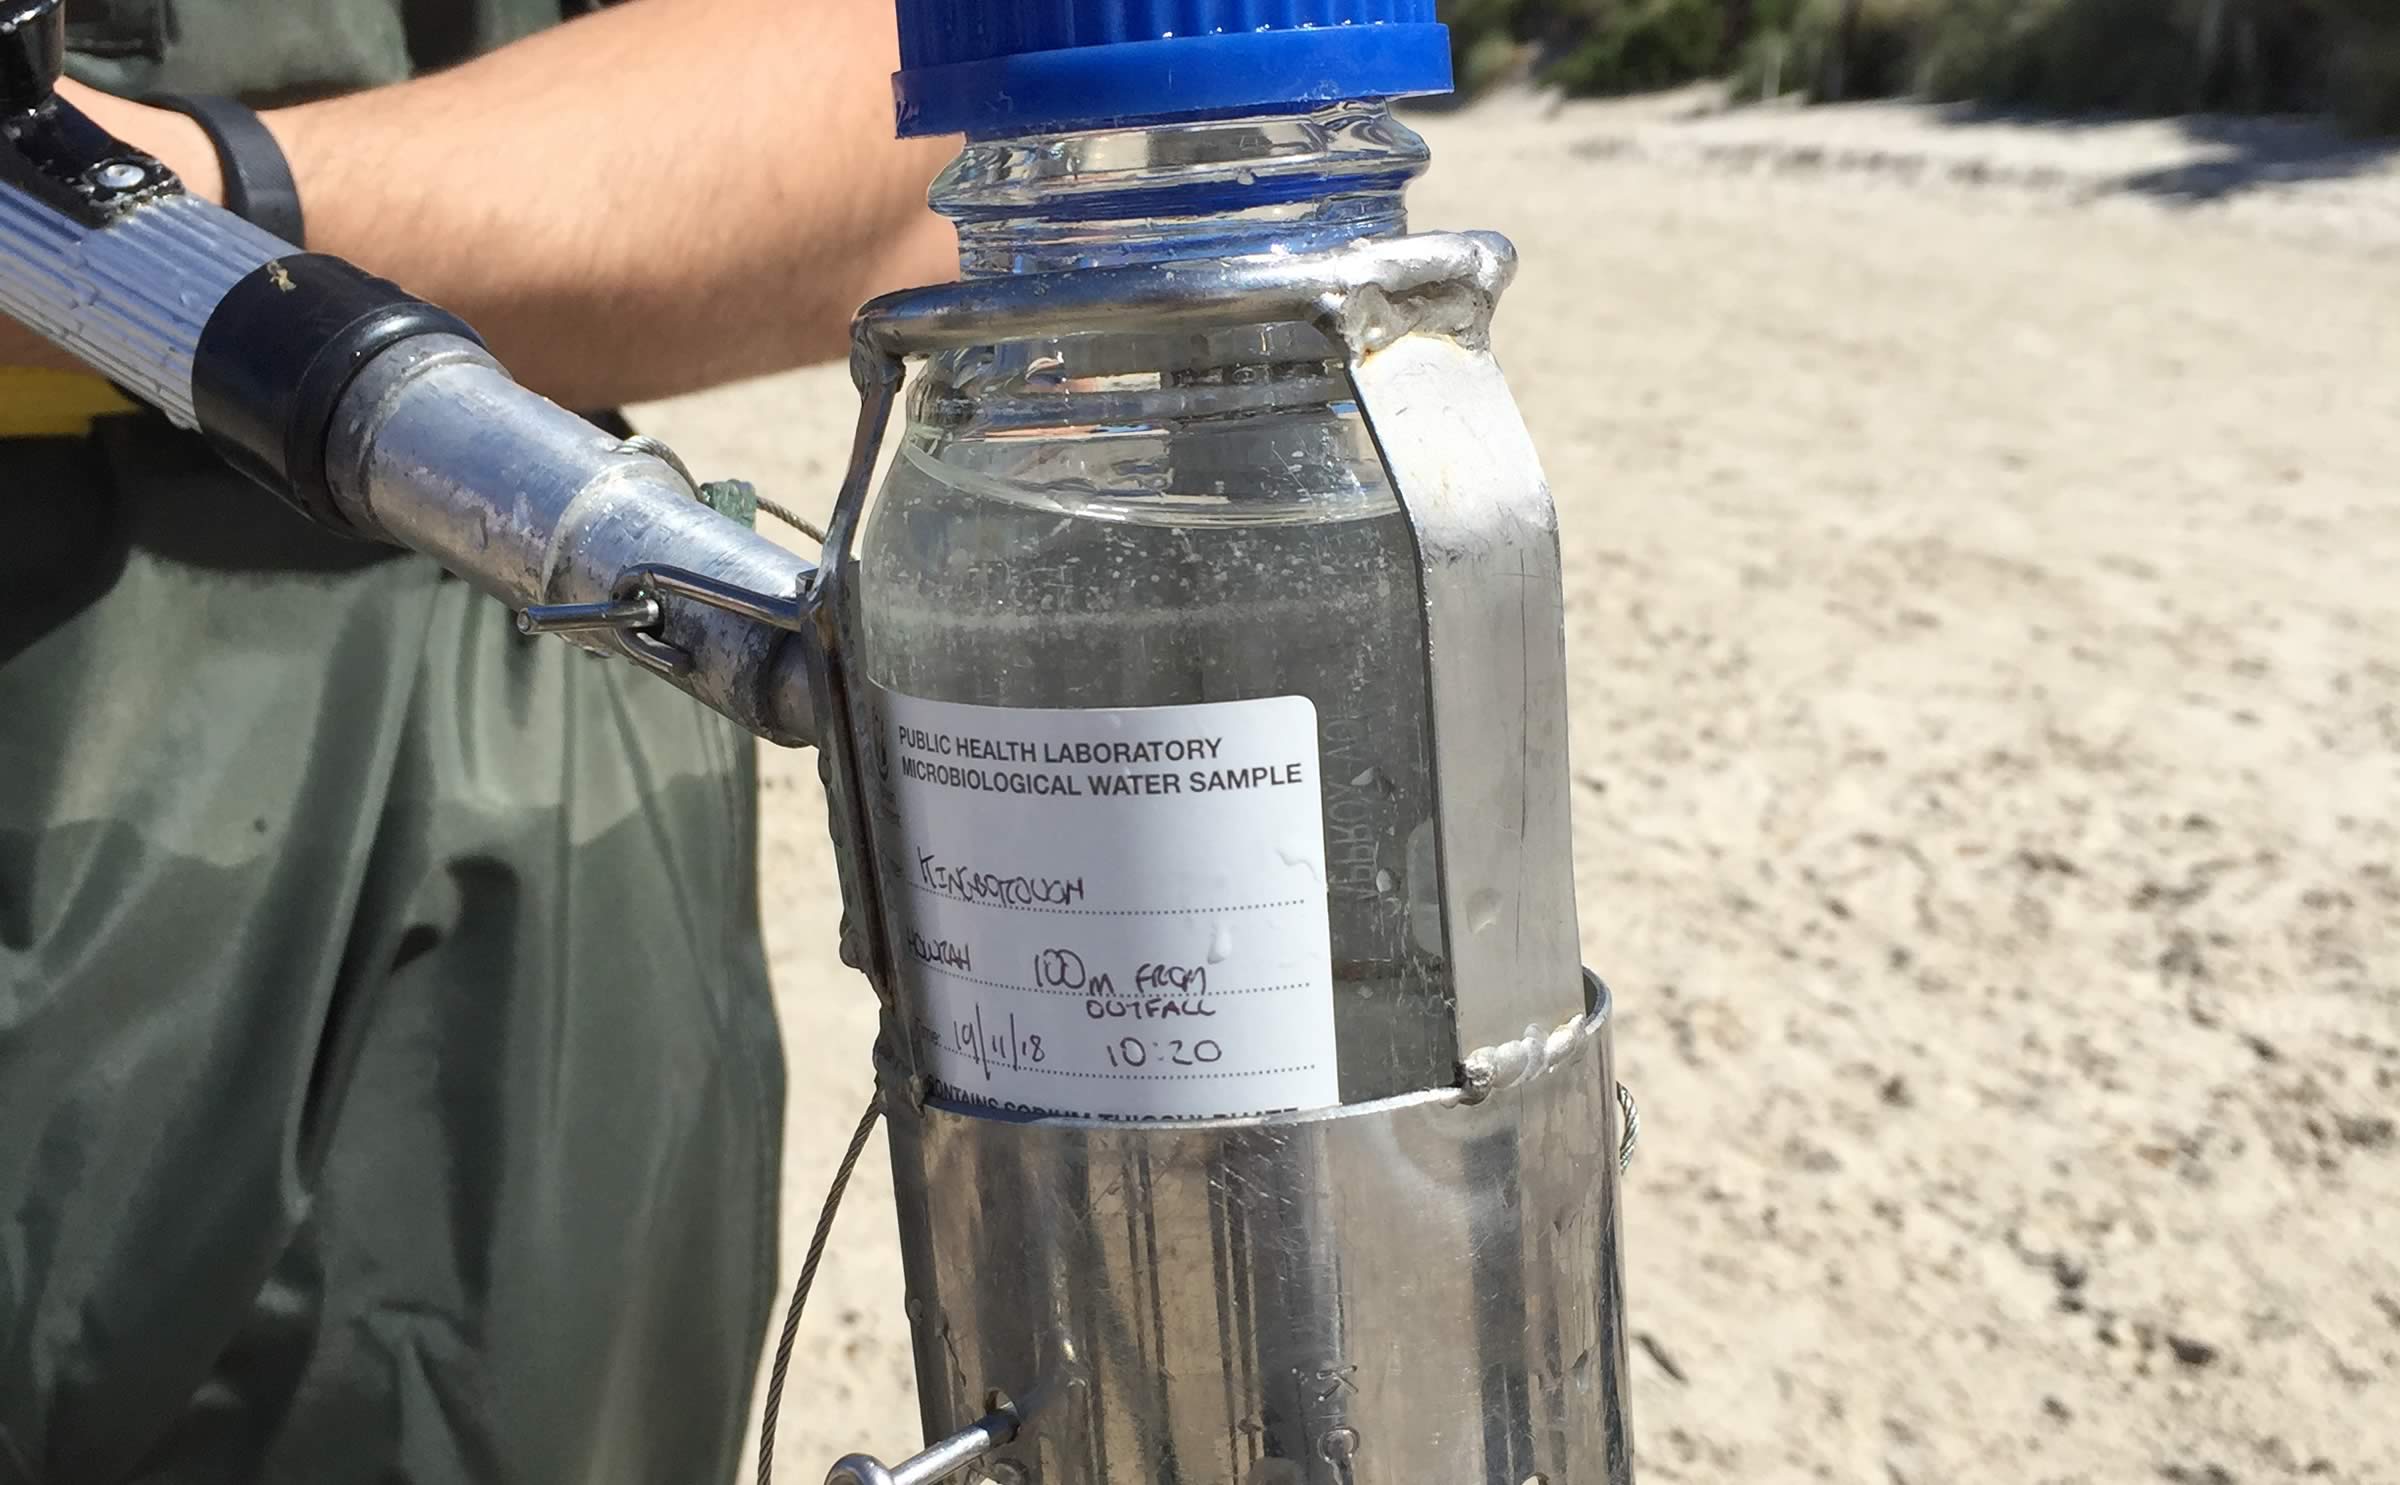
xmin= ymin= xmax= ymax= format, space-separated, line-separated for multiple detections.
xmin=1373 ymin=868 xmax=1397 ymax=895
xmin=1467 ymin=886 xmax=1502 ymax=933
xmin=1348 ymin=765 xmax=1397 ymax=799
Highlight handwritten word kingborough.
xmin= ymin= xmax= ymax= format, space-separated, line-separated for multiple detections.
xmin=917 ymin=853 xmax=1088 ymax=909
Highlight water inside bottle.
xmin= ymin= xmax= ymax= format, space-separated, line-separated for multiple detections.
xmin=857 ymin=107 xmax=1459 ymax=1102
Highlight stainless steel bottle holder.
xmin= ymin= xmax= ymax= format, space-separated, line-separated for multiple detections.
xmin=770 ymin=232 xmax=1637 ymax=1485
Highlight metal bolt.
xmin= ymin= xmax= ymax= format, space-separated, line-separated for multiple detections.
xmin=515 ymin=594 xmax=663 ymax=637
xmin=91 ymin=161 xmax=147 ymax=191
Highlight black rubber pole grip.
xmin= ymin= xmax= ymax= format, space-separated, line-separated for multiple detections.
xmin=191 ymin=254 xmax=483 ymax=535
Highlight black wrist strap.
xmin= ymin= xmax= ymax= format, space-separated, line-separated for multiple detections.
xmin=144 ymin=94 xmax=304 ymax=247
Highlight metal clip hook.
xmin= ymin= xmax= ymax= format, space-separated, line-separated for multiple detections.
xmin=515 ymin=595 xmax=663 ymax=637
xmin=824 ymin=1402 xmax=1024 ymax=1485
xmin=514 ymin=562 xmax=818 ymax=681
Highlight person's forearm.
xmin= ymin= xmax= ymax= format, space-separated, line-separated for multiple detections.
xmin=261 ymin=0 xmax=956 ymax=405
xmin=20 ymin=0 xmax=954 ymax=408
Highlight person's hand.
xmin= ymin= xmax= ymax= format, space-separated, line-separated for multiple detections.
xmin=57 ymin=80 xmax=224 ymax=202
xmin=1 ymin=81 xmax=221 ymax=376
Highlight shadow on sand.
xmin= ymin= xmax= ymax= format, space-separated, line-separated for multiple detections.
xmin=1928 ymin=103 xmax=2395 ymax=202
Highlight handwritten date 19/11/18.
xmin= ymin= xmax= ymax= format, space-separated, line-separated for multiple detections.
xmin=1103 ymin=1037 xmax=1224 ymax=1070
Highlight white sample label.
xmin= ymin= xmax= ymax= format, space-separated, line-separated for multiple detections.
xmin=872 ymin=689 xmax=1339 ymax=1119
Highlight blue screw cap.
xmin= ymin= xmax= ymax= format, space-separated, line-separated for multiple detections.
xmin=894 ymin=0 xmax=1453 ymax=138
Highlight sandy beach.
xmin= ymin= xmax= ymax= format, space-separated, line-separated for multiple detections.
xmin=634 ymin=88 xmax=2400 ymax=1485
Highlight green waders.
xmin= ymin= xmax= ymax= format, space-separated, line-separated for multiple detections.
xmin=1 ymin=7 xmax=786 ymax=1483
